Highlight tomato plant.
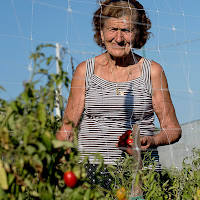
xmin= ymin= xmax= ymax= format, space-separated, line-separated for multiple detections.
xmin=0 ymin=44 xmax=114 ymax=200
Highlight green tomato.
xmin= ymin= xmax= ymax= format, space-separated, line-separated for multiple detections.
xmin=73 ymin=166 xmax=81 ymax=180
xmin=81 ymin=167 xmax=87 ymax=179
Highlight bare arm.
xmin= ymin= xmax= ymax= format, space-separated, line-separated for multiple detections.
xmin=141 ymin=61 xmax=182 ymax=150
xmin=56 ymin=61 xmax=86 ymax=141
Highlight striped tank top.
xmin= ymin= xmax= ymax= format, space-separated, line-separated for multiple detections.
xmin=78 ymin=57 xmax=161 ymax=171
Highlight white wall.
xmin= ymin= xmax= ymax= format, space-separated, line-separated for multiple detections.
xmin=157 ymin=120 xmax=200 ymax=170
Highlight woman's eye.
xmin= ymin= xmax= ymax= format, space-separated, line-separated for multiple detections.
xmin=106 ymin=27 xmax=133 ymax=33
xmin=121 ymin=29 xmax=131 ymax=33
xmin=109 ymin=28 xmax=118 ymax=32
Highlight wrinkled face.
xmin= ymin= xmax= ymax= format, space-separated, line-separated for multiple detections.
xmin=101 ymin=15 xmax=136 ymax=58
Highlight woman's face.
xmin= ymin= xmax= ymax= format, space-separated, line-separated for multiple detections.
xmin=101 ymin=15 xmax=136 ymax=58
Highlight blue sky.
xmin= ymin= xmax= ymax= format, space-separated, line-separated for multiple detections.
xmin=0 ymin=0 xmax=200 ymax=126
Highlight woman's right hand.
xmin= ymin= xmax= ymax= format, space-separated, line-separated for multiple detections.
xmin=56 ymin=129 xmax=73 ymax=157
xmin=56 ymin=130 xmax=68 ymax=141
xmin=56 ymin=127 xmax=74 ymax=141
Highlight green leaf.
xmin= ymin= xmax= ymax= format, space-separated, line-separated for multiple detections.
xmin=182 ymin=192 xmax=193 ymax=199
xmin=10 ymin=101 xmax=18 ymax=112
xmin=146 ymin=182 xmax=156 ymax=200
xmin=0 ymin=86 xmax=5 ymax=91
xmin=52 ymin=140 xmax=75 ymax=149
xmin=38 ymin=103 xmax=46 ymax=127
xmin=33 ymin=154 xmax=43 ymax=167
xmin=83 ymin=188 xmax=91 ymax=200
xmin=71 ymin=189 xmax=83 ymax=200
xmin=36 ymin=44 xmax=45 ymax=51
xmin=148 ymin=173 xmax=155 ymax=184
xmin=8 ymin=173 xmax=15 ymax=186
xmin=30 ymin=191 xmax=40 ymax=197
xmin=21 ymin=92 xmax=29 ymax=104
xmin=0 ymin=187 xmax=6 ymax=200
xmin=26 ymin=145 xmax=36 ymax=155
xmin=73 ymin=165 xmax=81 ymax=180
xmin=37 ymin=69 xmax=48 ymax=74
xmin=7 ymin=114 xmax=16 ymax=131
xmin=41 ymin=192 xmax=53 ymax=200
xmin=41 ymin=132 xmax=52 ymax=152
xmin=46 ymin=154 xmax=51 ymax=165
xmin=46 ymin=56 xmax=53 ymax=66
xmin=142 ymin=172 xmax=151 ymax=181
xmin=24 ymin=179 xmax=34 ymax=190
xmin=162 ymin=179 xmax=169 ymax=188
xmin=44 ymin=43 xmax=56 ymax=48
xmin=37 ymin=142 xmax=46 ymax=152
xmin=134 ymin=173 xmax=140 ymax=186
xmin=23 ymin=127 xmax=30 ymax=147
xmin=0 ymin=160 xmax=8 ymax=190
xmin=194 ymin=171 xmax=200 ymax=181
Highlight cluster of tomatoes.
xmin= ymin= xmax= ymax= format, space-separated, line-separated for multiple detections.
xmin=118 ymin=130 xmax=133 ymax=147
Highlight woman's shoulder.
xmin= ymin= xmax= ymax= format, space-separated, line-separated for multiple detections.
xmin=74 ymin=54 xmax=100 ymax=77
xmin=150 ymin=60 xmax=164 ymax=78
xmin=74 ymin=60 xmax=87 ymax=78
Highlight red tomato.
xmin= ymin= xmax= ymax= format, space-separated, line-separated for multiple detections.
xmin=125 ymin=130 xmax=132 ymax=136
xmin=126 ymin=138 xmax=133 ymax=146
xmin=63 ymin=171 xmax=77 ymax=188
xmin=118 ymin=140 xmax=127 ymax=147
xmin=120 ymin=134 xmax=128 ymax=141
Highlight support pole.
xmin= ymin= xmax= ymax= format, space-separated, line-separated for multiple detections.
xmin=55 ymin=43 xmax=62 ymax=118
xmin=131 ymin=124 xmax=143 ymax=198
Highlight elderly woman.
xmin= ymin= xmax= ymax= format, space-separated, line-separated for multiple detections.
xmin=56 ymin=0 xmax=181 ymax=195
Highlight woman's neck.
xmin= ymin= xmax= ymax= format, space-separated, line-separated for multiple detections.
xmin=106 ymin=52 xmax=136 ymax=67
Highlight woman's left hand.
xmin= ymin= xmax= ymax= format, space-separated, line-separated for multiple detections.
xmin=140 ymin=136 xmax=156 ymax=151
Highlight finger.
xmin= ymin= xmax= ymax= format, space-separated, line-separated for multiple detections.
xmin=141 ymin=143 xmax=150 ymax=151
xmin=116 ymin=144 xmax=132 ymax=155
xmin=141 ymin=137 xmax=148 ymax=146
xmin=118 ymin=147 xmax=125 ymax=152
xmin=141 ymin=146 xmax=147 ymax=151
xmin=126 ymin=149 xmax=133 ymax=155
xmin=125 ymin=147 xmax=133 ymax=155
xmin=140 ymin=137 xmax=144 ymax=144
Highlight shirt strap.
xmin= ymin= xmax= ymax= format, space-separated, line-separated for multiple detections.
xmin=142 ymin=58 xmax=153 ymax=96
xmin=85 ymin=57 xmax=95 ymax=91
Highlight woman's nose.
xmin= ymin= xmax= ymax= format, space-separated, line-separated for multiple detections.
xmin=115 ymin=30 xmax=124 ymax=43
